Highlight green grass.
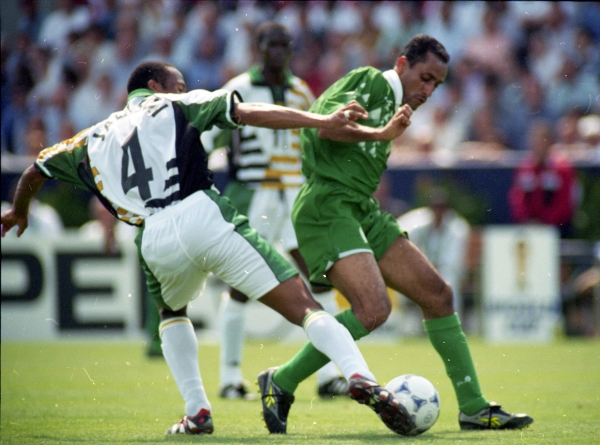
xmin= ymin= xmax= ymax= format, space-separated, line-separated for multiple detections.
xmin=2 ymin=337 xmax=599 ymax=444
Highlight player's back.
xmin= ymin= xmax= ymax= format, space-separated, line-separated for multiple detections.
xmin=87 ymin=94 xmax=182 ymax=223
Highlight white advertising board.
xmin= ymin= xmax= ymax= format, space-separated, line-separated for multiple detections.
xmin=1 ymin=232 xmax=304 ymax=341
xmin=481 ymin=225 xmax=561 ymax=343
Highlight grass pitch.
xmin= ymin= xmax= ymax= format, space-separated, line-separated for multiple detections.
xmin=2 ymin=337 xmax=599 ymax=444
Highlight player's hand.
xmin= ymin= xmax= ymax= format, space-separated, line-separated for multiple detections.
xmin=379 ymin=104 xmax=413 ymax=141
xmin=0 ymin=209 xmax=28 ymax=238
xmin=324 ymin=101 xmax=369 ymax=129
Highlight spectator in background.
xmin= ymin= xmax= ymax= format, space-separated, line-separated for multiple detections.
xmin=37 ymin=67 xmax=78 ymax=146
xmin=1 ymin=84 xmax=31 ymax=155
xmin=37 ymin=0 xmax=90 ymax=53
xmin=1 ymin=115 xmax=63 ymax=236
xmin=421 ymin=1 xmax=472 ymax=64
xmin=101 ymin=14 xmax=144 ymax=101
xmin=508 ymin=118 xmax=578 ymax=238
xmin=463 ymin=4 xmax=515 ymax=80
xmin=185 ymin=2 xmax=228 ymax=90
xmin=546 ymin=56 xmax=600 ymax=122
xmin=17 ymin=0 xmax=44 ymax=41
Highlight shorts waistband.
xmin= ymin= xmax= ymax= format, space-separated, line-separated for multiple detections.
xmin=144 ymin=190 xmax=208 ymax=224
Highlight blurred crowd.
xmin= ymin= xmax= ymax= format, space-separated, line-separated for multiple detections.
xmin=1 ymin=0 xmax=599 ymax=163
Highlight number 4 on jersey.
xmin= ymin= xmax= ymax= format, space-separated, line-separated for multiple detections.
xmin=121 ymin=127 xmax=153 ymax=200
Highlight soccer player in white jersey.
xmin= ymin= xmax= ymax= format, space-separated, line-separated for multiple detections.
xmin=202 ymin=22 xmax=346 ymax=401
xmin=1 ymin=61 xmax=416 ymax=436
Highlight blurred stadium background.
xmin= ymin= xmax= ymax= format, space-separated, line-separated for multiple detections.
xmin=1 ymin=1 xmax=599 ymax=342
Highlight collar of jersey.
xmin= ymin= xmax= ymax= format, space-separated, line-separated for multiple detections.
xmin=382 ymin=69 xmax=404 ymax=109
xmin=248 ymin=64 xmax=294 ymax=87
xmin=127 ymin=88 xmax=155 ymax=102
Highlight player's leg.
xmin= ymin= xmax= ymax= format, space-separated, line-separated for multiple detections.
xmin=206 ymin=191 xmax=411 ymax=434
xmin=218 ymin=181 xmax=254 ymax=398
xmin=218 ymin=287 xmax=254 ymax=399
xmin=272 ymin=182 xmax=389 ymax=395
xmin=379 ymin=236 xmax=533 ymax=429
xmin=158 ymin=305 xmax=214 ymax=434
xmin=257 ymin=275 xmax=413 ymax=436
xmin=288 ymin=247 xmax=347 ymax=397
xmin=378 ymin=236 xmax=487 ymax=413
xmin=137 ymin=190 xmax=253 ymax=435
xmin=211 ymin=213 xmax=375 ymax=385
xmin=144 ymin=289 xmax=163 ymax=357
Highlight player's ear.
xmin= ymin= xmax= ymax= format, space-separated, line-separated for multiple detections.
xmin=395 ymin=56 xmax=408 ymax=76
xmin=147 ymin=79 xmax=162 ymax=92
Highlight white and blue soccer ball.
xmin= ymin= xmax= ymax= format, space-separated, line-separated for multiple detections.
xmin=385 ymin=374 xmax=440 ymax=436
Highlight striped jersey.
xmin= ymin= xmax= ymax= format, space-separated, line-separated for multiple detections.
xmin=301 ymin=67 xmax=403 ymax=197
xmin=202 ymin=64 xmax=314 ymax=189
xmin=35 ymin=88 xmax=241 ymax=225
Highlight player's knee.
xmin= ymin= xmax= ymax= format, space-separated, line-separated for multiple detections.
xmin=354 ymin=295 xmax=391 ymax=331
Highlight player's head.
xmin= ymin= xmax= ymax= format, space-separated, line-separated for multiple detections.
xmin=256 ymin=22 xmax=292 ymax=72
xmin=395 ymin=34 xmax=449 ymax=110
xmin=127 ymin=61 xmax=186 ymax=94
xmin=428 ymin=187 xmax=450 ymax=225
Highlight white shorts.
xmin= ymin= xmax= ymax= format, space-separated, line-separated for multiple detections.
xmin=137 ymin=190 xmax=298 ymax=311
xmin=247 ymin=187 xmax=300 ymax=252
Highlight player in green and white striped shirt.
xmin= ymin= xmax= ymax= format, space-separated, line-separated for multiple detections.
xmin=202 ymin=21 xmax=347 ymax=401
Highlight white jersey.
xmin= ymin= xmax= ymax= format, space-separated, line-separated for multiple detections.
xmin=202 ymin=65 xmax=314 ymax=189
xmin=36 ymin=88 xmax=241 ymax=225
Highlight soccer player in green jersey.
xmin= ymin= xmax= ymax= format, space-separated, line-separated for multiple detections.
xmin=258 ymin=34 xmax=534 ymax=433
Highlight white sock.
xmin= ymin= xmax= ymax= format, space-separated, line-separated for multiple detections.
xmin=314 ymin=290 xmax=344 ymax=385
xmin=219 ymin=294 xmax=246 ymax=387
xmin=303 ymin=311 xmax=375 ymax=382
xmin=160 ymin=317 xmax=211 ymax=416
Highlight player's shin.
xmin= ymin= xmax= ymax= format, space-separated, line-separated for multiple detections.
xmin=302 ymin=310 xmax=375 ymax=382
xmin=160 ymin=317 xmax=211 ymax=416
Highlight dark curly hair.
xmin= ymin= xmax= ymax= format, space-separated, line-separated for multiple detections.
xmin=127 ymin=61 xmax=176 ymax=93
xmin=401 ymin=34 xmax=450 ymax=67
xmin=255 ymin=21 xmax=291 ymax=47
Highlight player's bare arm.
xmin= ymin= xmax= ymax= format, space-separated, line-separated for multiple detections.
xmin=1 ymin=165 xmax=48 ymax=238
xmin=234 ymin=100 xmax=367 ymax=130
xmin=318 ymin=104 xmax=413 ymax=143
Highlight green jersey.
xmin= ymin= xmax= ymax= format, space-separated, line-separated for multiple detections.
xmin=300 ymin=67 xmax=403 ymax=196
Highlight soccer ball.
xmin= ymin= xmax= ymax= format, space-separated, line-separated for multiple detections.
xmin=385 ymin=374 xmax=440 ymax=436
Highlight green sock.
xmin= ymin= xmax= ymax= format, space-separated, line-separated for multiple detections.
xmin=423 ymin=313 xmax=488 ymax=415
xmin=273 ymin=309 xmax=369 ymax=393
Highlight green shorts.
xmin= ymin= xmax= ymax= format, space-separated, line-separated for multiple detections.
xmin=292 ymin=177 xmax=407 ymax=288
xmin=223 ymin=180 xmax=253 ymax=215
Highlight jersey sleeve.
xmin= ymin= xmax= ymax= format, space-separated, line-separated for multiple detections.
xmin=35 ymin=128 xmax=91 ymax=189
xmin=173 ymin=89 xmax=243 ymax=133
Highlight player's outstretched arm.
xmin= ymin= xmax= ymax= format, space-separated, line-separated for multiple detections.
xmin=1 ymin=165 xmax=47 ymax=238
xmin=318 ymin=104 xmax=413 ymax=143
xmin=234 ymin=100 xmax=367 ymax=130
